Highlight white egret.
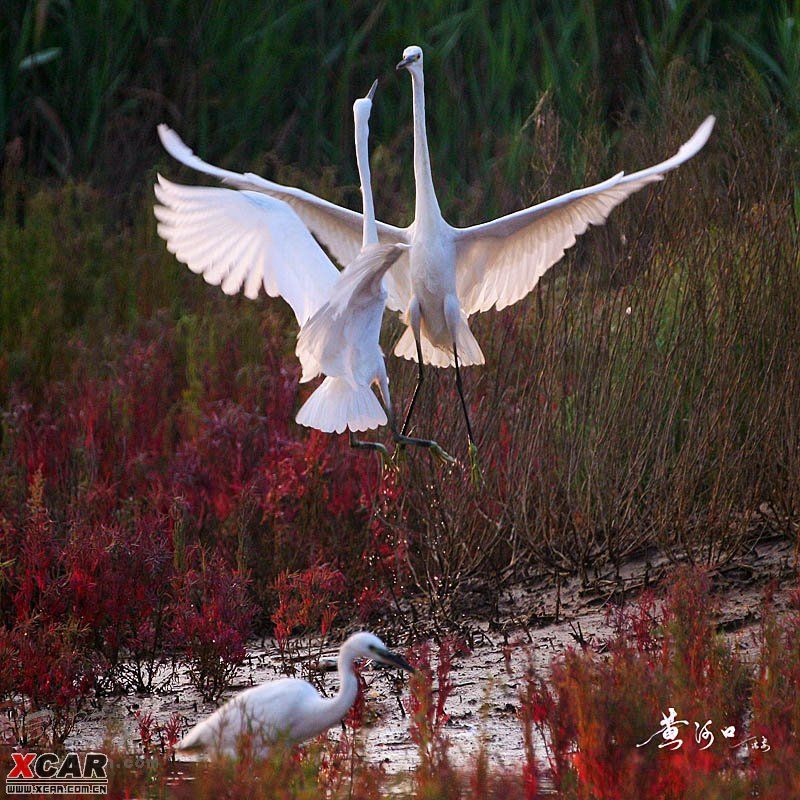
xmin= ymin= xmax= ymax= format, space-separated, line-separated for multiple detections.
xmin=392 ymin=46 xmax=715 ymax=475
xmin=177 ymin=631 xmax=414 ymax=756
xmin=154 ymin=83 xmax=452 ymax=462
xmin=156 ymin=48 xmax=714 ymax=477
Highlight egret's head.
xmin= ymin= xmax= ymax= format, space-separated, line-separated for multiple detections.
xmin=353 ymin=79 xmax=378 ymax=127
xmin=396 ymin=45 xmax=423 ymax=74
xmin=344 ymin=631 xmax=415 ymax=673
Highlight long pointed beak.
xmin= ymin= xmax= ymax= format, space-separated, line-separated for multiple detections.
xmin=376 ymin=647 xmax=415 ymax=673
xmin=396 ymin=56 xmax=414 ymax=71
xmin=366 ymin=79 xmax=378 ymax=101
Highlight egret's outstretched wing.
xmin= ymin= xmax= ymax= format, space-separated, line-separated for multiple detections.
xmin=154 ymin=175 xmax=338 ymax=326
xmin=157 ymin=124 xmax=411 ymax=311
xmin=296 ymin=243 xmax=407 ymax=385
xmin=453 ymin=116 xmax=715 ymax=314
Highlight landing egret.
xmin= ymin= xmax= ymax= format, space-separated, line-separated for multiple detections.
xmin=154 ymin=83 xmax=452 ymax=462
xmin=157 ymin=48 xmax=714 ymax=477
xmin=177 ymin=631 xmax=414 ymax=756
xmin=392 ymin=46 xmax=715 ymax=475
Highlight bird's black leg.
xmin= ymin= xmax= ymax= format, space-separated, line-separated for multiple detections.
xmin=453 ymin=340 xmax=475 ymax=443
xmin=379 ymin=372 xmax=454 ymax=466
xmin=400 ymin=333 xmax=425 ymax=437
xmin=453 ymin=340 xmax=482 ymax=485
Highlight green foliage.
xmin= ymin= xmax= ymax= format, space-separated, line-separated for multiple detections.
xmin=2 ymin=1 xmax=799 ymax=211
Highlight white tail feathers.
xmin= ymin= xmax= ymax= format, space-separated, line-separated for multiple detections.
xmin=296 ymin=377 xmax=387 ymax=434
xmin=393 ymin=326 xmax=485 ymax=368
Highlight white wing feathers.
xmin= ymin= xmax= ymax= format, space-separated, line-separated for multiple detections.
xmin=454 ymin=115 xmax=716 ymax=314
xmin=153 ymin=175 xmax=338 ymax=326
xmin=157 ymin=124 xmax=246 ymax=185
xmin=156 ymin=126 xmax=404 ymax=436
xmin=156 ymin=124 xmax=409 ymax=298
xmin=296 ymin=243 xmax=407 ymax=384
xmin=294 ymin=244 xmax=406 ymax=435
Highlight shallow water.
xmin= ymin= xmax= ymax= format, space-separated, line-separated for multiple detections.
xmin=61 ymin=536 xmax=791 ymax=793
xmin=64 ymin=621 xmax=567 ymax=774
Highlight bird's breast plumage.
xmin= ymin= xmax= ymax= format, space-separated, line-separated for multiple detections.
xmin=408 ymin=225 xmax=458 ymax=345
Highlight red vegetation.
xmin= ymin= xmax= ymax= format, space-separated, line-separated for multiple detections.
xmin=516 ymin=568 xmax=797 ymax=799
xmin=0 ymin=253 xmax=797 ymax=796
xmin=0 ymin=316 xmax=407 ymax=742
xmin=272 ymin=563 xmax=346 ymax=647
xmin=172 ymin=548 xmax=256 ymax=701
xmin=80 ymin=568 xmax=800 ymax=797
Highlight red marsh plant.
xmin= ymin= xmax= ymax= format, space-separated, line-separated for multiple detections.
xmin=272 ymin=562 xmax=346 ymax=680
xmin=0 ymin=470 xmax=97 ymax=745
xmin=134 ymin=709 xmax=184 ymax=758
xmin=519 ymin=568 xmax=781 ymax=799
xmin=0 ymin=616 xmax=96 ymax=746
xmin=516 ymin=657 xmax=546 ymax=798
xmin=405 ymin=637 xmax=465 ymax=797
xmin=748 ymin=588 xmax=800 ymax=799
xmin=169 ymin=399 xmax=271 ymax=531
xmin=62 ymin=517 xmax=174 ymax=693
xmin=171 ymin=547 xmax=256 ymax=701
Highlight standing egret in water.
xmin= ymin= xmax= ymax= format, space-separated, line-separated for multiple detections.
xmin=154 ymin=82 xmax=452 ymax=462
xmin=177 ymin=632 xmax=414 ymax=756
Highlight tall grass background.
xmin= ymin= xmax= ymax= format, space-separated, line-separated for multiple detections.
xmin=2 ymin=0 xmax=799 ymax=611
xmin=4 ymin=2 xmax=800 ymax=200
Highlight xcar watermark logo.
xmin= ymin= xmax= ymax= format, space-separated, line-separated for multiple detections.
xmin=6 ymin=752 xmax=108 ymax=795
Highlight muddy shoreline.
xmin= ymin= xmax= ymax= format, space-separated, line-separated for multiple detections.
xmin=65 ymin=536 xmax=795 ymax=780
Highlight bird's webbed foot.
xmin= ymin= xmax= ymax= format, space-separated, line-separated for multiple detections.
xmin=392 ymin=433 xmax=456 ymax=466
xmin=349 ymin=433 xmax=394 ymax=471
xmin=468 ymin=441 xmax=484 ymax=488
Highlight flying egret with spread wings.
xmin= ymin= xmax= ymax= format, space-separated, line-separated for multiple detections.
xmin=177 ymin=631 xmax=414 ymax=756
xmin=157 ymin=47 xmax=714 ymax=481
xmin=392 ymin=46 xmax=715 ymax=477
xmin=154 ymin=82 xmax=452 ymax=463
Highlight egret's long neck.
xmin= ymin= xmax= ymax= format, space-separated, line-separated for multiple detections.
xmin=410 ymin=69 xmax=441 ymax=224
xmin=355 ymin=116 xmax=378 ymax=247
xmin=319 ymin=649 xmax=360 ymax=730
